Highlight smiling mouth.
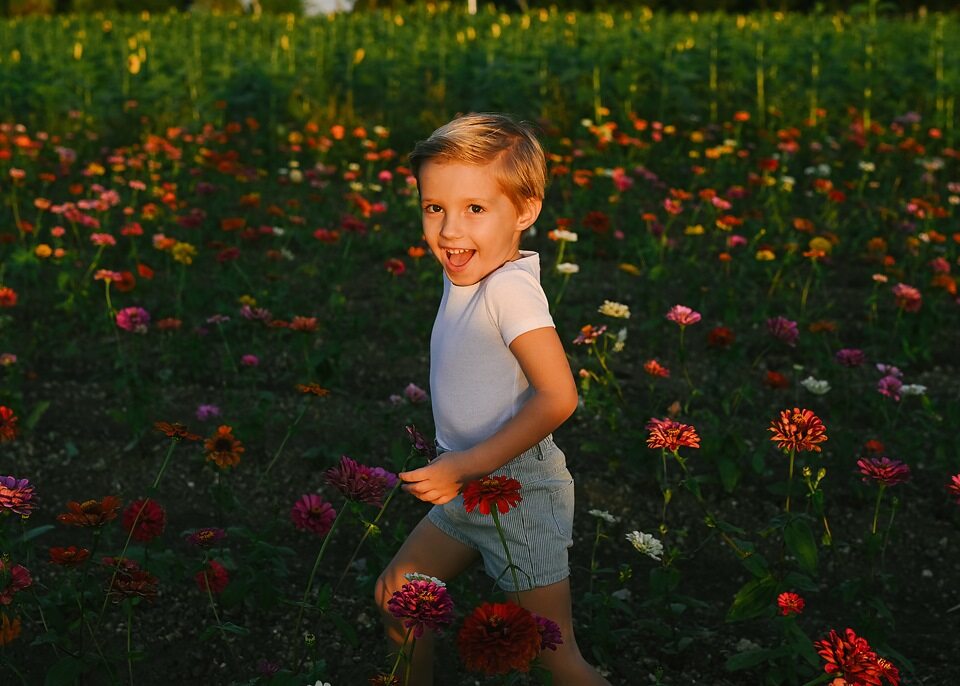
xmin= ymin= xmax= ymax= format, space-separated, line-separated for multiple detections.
xmin=445 ymin=248 xmax=475 ymax=268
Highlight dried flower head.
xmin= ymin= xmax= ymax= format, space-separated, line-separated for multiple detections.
xmin=102 ymin=557 xmax=159 ymax=603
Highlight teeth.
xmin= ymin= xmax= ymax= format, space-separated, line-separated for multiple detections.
xmin=447 ymin=249 xmax=472 ymax=254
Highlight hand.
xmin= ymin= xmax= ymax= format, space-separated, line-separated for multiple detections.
xmin=399 ymin=452 xmax=469 ymax=506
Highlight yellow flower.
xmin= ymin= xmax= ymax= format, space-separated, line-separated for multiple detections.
xmin=755 ymin=249 xmax=777 ymax=261
xmin=35 ymin=244 xmax=52 ymax=258
xmin=809 ymin=236 xmax=832 ymax=254
xmin=685 ymin=224 xmax=705 ymax=235
xmin=618 ymin=263 xmax=642 ymax=276
xmin=598 ymin=300 xmax=631 ymax=319
xmin=171 ymin=241 xmax=197 ymax=265
xmin=238 ymin=294 xmax=257 ymax=307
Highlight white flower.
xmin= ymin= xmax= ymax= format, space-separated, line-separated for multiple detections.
xmin=588 ymin=509 xmax=620 ymax=524
xmin=626 ymin=531 xmax=663 ymax=561
xmin=556 ymin=262 xmax=580 ymax=275
xmin=551 ymin=229 xmax=579 ymax=242
xmin=800 ymin=376 xmax=831 ymax=395
xmin=289 ymin=169 xmax=303 ymax=183
xmin=858 ymin=161 xmax=876 ymax=173
xmin=403 ymin=572 xmax=446 ymax=587
xmin=598 ymin=300 xmax=630 ymax=319
xmin=900 ymin=384 xmax=927 ymax=396
xmin=612 ymin=327 xmax=627 ymax=353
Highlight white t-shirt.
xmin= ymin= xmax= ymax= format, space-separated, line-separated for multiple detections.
xmin=431 ymin=251 xmax=555 ymax=452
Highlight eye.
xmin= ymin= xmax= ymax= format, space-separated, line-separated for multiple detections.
xmin=423 ymin=203 xmax=443 ymax=214
xmin=468 ymin=204 xmax=485 ymax=214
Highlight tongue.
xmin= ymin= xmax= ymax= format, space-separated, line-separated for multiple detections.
xmin=449 ymin=250 xmax=474 ymax=267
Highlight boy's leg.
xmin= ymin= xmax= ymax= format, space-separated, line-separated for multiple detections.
xmin=375 ymin=516 xmax=480 ymax=686
xmin=515 ymin=578 xmax=613 ymax=686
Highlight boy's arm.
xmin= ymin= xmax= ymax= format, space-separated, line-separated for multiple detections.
xmin=399 ymin=326 xmax=578 ymax=505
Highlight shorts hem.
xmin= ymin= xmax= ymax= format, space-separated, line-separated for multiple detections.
xmin=488 ymin=567 xmax=571 ymax=593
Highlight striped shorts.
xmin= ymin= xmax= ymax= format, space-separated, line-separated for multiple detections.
xmin=426 ymin=435 xmax=574 ymax=592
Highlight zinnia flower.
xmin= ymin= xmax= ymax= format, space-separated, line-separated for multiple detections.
xmin=814 ymin=628 xmax=892 ymax=686
xmin=942 ymin=473 xmax=960 ymax=505
xmin=777 ymin=591 xmax=805 ymax=616
xmin=296 ymin=383 xmax=330 ymax=397
xmin=386 ymin=578 xmax=455 ymax=638
xmin=598 ymin=300 xmax=631 ymax=319
xmin=765 ymin=370 xmax=790 ymax=389
xmin=643 ymin=359 xmax=670 ymax=378
xmin=707 ymin=326 xmax=735 ymax=348
xmin=154 ymin=421 xmax=201 ymax=441
xmin=0 ymin=612 xmax=21 ymax=646
xmin=665 ymin=304 xmax=702 ymax=327
xmin=186 ymin=527 xmax=227 ymax=548
xmin=646 ymin=419 xmax=700 ymax=451
xmin=572 ymin=324 xmax=607 ymax=345
xmin=800 ymin=376 xmax=831 ymax=395
xmin=0 ymin=286 xmax=16 ymax=307
xmin=195 ymin=560 xmax=230 ymax=594
xmin=49 ymin=546 xmax=91 ymax=567
xmin=102 ymin=557 xmax=158 ymax=603
xmin=404 ymin=424 xmax=437 ymax=461
xmin=877 ymin=375 xmax=903 ymax=401
xmin=57 ymin=496 xmax=122 ymax=527
xmin=121 ymin=499 xmax=167 ymax=542
xmin=767 ymin=316 xmax=799 ymax=346
xmin=195 ymin=404 xmax=221 ymax=421
xmin=290 ymin=494 xmax=337 ymax=536
xmin=626 ymin=531 xmax=664 ymax=561
xmin=857 ymin=457 xmax=911 ymax=487
xmin=0 ymin=560 xmax=32 ymax=605
xmin=835 ymin=348 xmax=867 ymax=367
xmin=769 ymin=408 xmax=828 ymax=453
xmin=0 ymin=476 xmax=35 ymax=517
xmin=204 ymin=425 xmax=244 ymax=470
xmin=115 ymin=306 xmax=150 ymax=334
xmin=462 ymin=476 xmax=522 ymax=515
xmin=457 ymin=601 xmax=541 ymax=675
xmin=891 ymin=283 xmax=922 ymax=312
xmin=533 ymin=613 xmax=563 ymax=651
xmin=0 ymin=406 xmax=18 ymax=443
xmin=325 ymin=455 xmax=398 ymax=506
xmin=403 ymin=383 xmax=428 ymax=403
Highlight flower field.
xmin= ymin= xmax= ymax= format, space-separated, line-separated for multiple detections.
xmin=2 ymin=6 xmax=960 ymax=686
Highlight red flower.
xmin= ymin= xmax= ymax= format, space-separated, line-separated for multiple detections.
xmin=57 ymin=496 xmax=122 ymax=527
xmin=814 ymin=628 xmax=890 ymax=686
xmin=49 ymin=546 xmax=91 ymax=567
xmin=862 ymin=439 xmax=886 ymax=456
xmin=777 ymin=591 xmax=805 ymax=616
xmin=646 ymin=419 xmax=700 ymax=451
xmin=769 ymin=408 xmax=828 ymax=453
xmin=384 ymin=258 xmax=406 ymax=276
xmin=195 ymin=560 xmax=229 ymax=594
xmin=857 ymin=457 xmax=911 ymax=487
xmin=102 ymin=557 xmax=159 ymax=603
xmin=0 ymin=286 xmax=16 ymax=307
xmin=0 ymin=406 xmax=18 ymax=443
xmin=707 ymin=326 xmax=735 ymax=348
xmin=462 ymin=476 xmax=522 ymax=515
xmin=0 ymin=559 xmax=32 ymax=605
xmin=643 ymin=359 xmax=670 ymax=378
xmin=947 ymin=474 xmax=960 ymax=504
xmin=764 ymin=370 xmax=790 ymax=389
xmin=457 ymin=601 xmax=541 ymax=675
xmin=891 ymin=283 xmax=922 ymax=312
xmin=121 ymin=499 xmax=167 ymax=542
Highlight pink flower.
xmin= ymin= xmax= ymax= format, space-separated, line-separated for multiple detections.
xmin=325 ymin=456 xmax=398 ymax=506
xmin=835 ymin=348 xmax=866 ymax=367
xmin=946 ymin=474 xmax=960 ymax=504
xmin=0 ymin=476 xmax=35 ymax=517
xmin=877 ymin=375 xmax=903 ymax=401
xmin=891 ymin=283 xmax=922 ymax=312
xmin=403 ymin=383 xmax=428 ymax=403
xmin=387 ymin=578 xmax=455 ymax=638
xmin=290 ymin=494 xmax=336 ymax=536
xmin=240 ymin=354 xmax=259 ymax=367
xmin=857 ymin=457 xmax=911 ymax=487
xmin=665 ymin=305 xmax=701 ymax=327
xmin=89 ymin=233 xmax=116 ymax=247
xmin=767 ymin=316 xmax=799 ymax=346
xmin=0 ymin=559 xmax=31 ymax=605
xmin=533 ymin=613 xmax=563 ymax=651
xmin=116 ymin=306 xmax=150 ymax=334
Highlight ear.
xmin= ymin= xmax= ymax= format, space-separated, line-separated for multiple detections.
xmin=515 ymin=197 xmax=543 ymax=233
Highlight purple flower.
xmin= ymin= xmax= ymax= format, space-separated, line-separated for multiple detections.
xmin=766 ymin=316 xmax=799 ymax=347
xmin=240 ymin=305 xmax=272 ymax=322
xmin=876 ymin=363 xmax=903 ymax=379
xmin=290 ymin=494 xmax=337 ymax=536
xmin=835 ymin=348 xmax=866 ymax=367
xmin=877 ymin=375 xmax=903 ymax=401
xmin=185 ymin=527 xmax=227 ymax=548
xmin=206 ymin=314 xmax=230 ymax=325
xmin=857 ymin=457 xmax=911 ymax=487
xmin=532 ymin=613 xmax=564 ymax=652
xmin=195 ymin=404 xmax=221 ymax=421
xmin=325 ymin=456 xmax=398 ymax=506
xmin=387 ymin=578 xmax=455 ymax=638
xmin=240 ymin=354 xmax=259 ymax=367
xmin=405 ymin=425 xmax=437 ymax=461
xmin=116 ymin=306 xmax=150 ymax=334
xmin=404 ymin=383 xmax=428 ymax=404
xmin=0 ymin=476 xmax=35 ymax=517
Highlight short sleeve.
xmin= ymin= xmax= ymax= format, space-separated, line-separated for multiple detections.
xmin=483 ymin=268 xmax=555 ymax=346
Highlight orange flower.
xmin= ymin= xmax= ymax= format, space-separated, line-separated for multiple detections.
xmin=204 ymin=425 xmax=244 ymax=470
xmin=769 ymin=408 xmax=828 ymax=453
xmin=289 ymin=316 xmax=318 ymax=332
xmin=0 ymin=612 xmax=21 ymax=646
xmin=296 ymin=383 xmax=330 ymax=397
xmin=57 ymin=496 xmax=122 ymax=527
xmin=646 ymin=419 xmax=700 ymax=451
xmin=643 ymin=359 xmax=670 ymax=378
xmin=0 ymin=406 xmax=18 ymax=442
xmin=154 ymin=421 xmax=201 ymax=442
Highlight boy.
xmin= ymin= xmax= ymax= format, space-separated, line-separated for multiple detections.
xmin=375 ymin=113 xmax=611 ymax=686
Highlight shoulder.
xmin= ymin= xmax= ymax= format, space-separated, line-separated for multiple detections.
xmin=483 ymin=252 xmax=544 ymax=298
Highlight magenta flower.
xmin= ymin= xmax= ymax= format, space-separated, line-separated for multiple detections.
xmin=325 ymin=456 xmax=398 ymax=506
xmin=116 ymin=306 xmax=150 ymax=334
xmin=766 ymin=316 xmax=799 ymax=347
xmin=403 ymin=383 xmax=428 ymax=403
xmin=195 ymin=404 xmax=221 ymax=421
xmin=857 ymin=457 xmax=911 ymax=487
xmin=387 ymin=578 xmax=455 ymax=638
xmin=0 ymin=559 xmax=32 ymax=605
xmin=877 ymin=375 xmax=903 ymax=401
xmin=835 ymin=348 xmax=866 ymax=367
xmin=405 ymin=424 xmax=437 ymax=461
xmin=240 ymin=354 xmax=259 ymax=367
xmin=532 ymin=613 xmax=564 ymax=651
xmin=665 ymin=305 xmax=701 ymax=327
xmin=947 ymin=474 xmax=960 ymax=504
xmin=0 ymin=476 xmax=35 ymax=517
xmin=290 ymin=494 xmax=337 ymax=537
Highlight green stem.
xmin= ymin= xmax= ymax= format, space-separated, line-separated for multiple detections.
xmin=386 ymin=625 xmax=414 ymax=683
xmin=871 ymin=484 xmax=886 ymax=535
xmin=293 ymin=506 xmax=347 ymax=638
xmin=203 ymin=570 xmax=227 ymax=640
xmin=152 ymin=439 xmax=179 ymax=490
xmin=587 ymin=520 xmax=602 ymax=595
xmin=258 ymin=403 xmax=307 ymax=485
xmin=126 ymin=602 xmax=134 ymax=686
xmin=491 ymin=508 xmax=528 ymax=599
xmin=785 ymin=448 xmax=796 ymax=513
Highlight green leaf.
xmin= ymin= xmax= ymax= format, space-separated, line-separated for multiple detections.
xmin=740 ymin=552 xmax=770 ymax=579
xmin=219 ymin=621 xmax=250 ymax=636
xmin=45 ymin=656 xmax=85 ymax=686
xmin=725 ymin=646 xmax=792 ymax=671
xmin=19 ymin=524 xmax=55 ymax=544
xmin=726 ymin=575 xmax=777 ymax=622
xmin=783 ymin=518 xmax=818 ymax=575
xmin=716 ymin=453 xmax=741 ymax=493
xmin=24 ymin=399 xmax=51 ymax=431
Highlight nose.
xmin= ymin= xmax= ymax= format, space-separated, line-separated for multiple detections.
xmin=439 ymin=215 xmax=462 ymax=240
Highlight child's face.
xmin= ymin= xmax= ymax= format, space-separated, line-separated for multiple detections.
xmin=418 ymin=159 xmax=540 ymax=287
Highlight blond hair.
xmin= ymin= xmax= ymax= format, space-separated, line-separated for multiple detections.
xmin=409 ymin=112 xmax=547 ymax=212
